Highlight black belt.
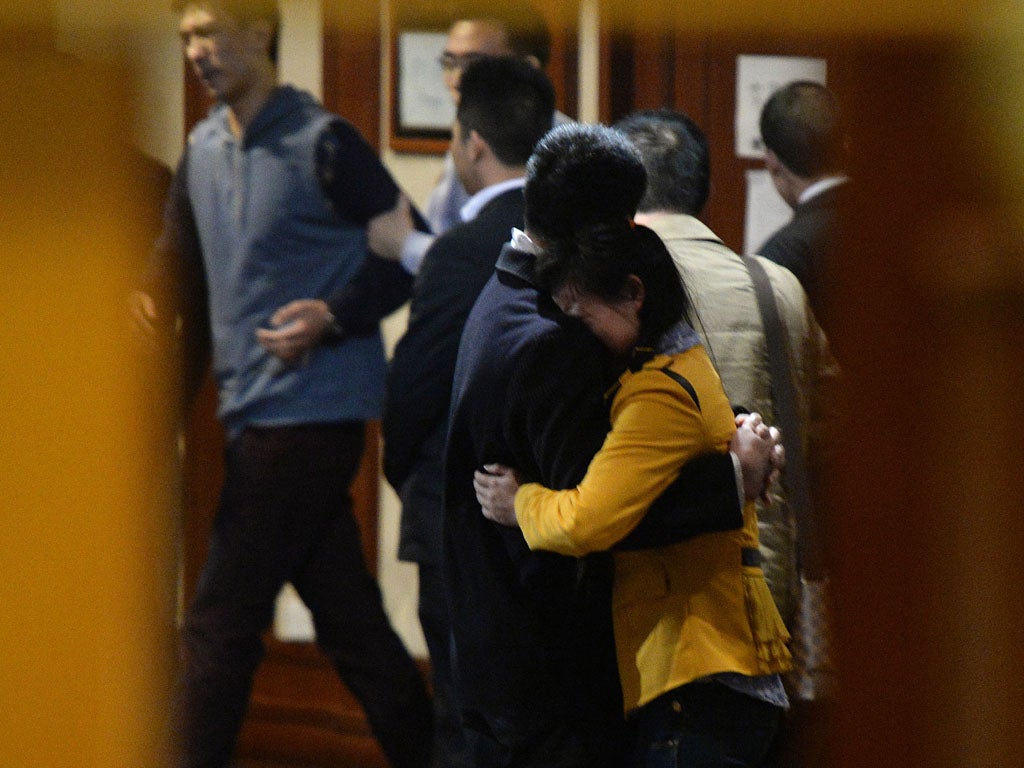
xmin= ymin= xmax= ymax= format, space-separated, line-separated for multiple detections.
xmin=741 ymin=547 xmax=762 ymax=567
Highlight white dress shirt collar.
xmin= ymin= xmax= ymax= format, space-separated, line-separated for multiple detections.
xmin=509 ymin=227 xmax=541 ymax=254
xmin=798 ymin=175 xmax=848 ymax=206
xmin=459 ymin=177 xmax=526 ymax=223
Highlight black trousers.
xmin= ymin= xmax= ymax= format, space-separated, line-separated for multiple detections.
xmin=417 ymin=562 xmax=471 ymax=768
xmin=175 ymin=423 xmax=432 ymax=768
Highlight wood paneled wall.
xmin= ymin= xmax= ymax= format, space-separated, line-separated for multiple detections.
xmin=603 ymin=30 xmax=852 ymax=254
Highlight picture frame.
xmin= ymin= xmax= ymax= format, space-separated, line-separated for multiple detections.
xmin=390 ymin=29 xmax=454 ymax=154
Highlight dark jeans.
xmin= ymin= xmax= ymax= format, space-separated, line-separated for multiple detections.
xmin=761 ymin=698 xmax=835 ymax=768
xmin=175 ymin=423 xmax=432 ymax=768
xmin=629 ymin=682 xmax=781 ymax=768
xmin=463 ymin=719 xmax=625 ymax=768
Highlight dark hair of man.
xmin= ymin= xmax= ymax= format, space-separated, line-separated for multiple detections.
xmin=173 ymin=0 xmax=281 ymax=63
xmin=524 ymin=123 xmax=647 ymax=243
xmin=535 ymin=223 xmax=691 ymax=349
xmin=456 ymin=57 xmax=555 ymax=168
xmin=759 ymin=80 xmax=842 ymax=178
xmin=614 ymin=108 xmax=711 ymax=217
xmin=448 ymin=1 xmax=552 ymax=67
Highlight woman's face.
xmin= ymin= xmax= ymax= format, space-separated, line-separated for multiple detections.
xmin=552 ymin=281 xmax=643 ymax=356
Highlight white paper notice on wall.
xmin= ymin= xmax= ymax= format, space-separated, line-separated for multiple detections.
xmin=735 ymin=55 xmax=827 ymax=159
xmin=744 ymin=169 xmax=794 ymax=255
xmin=398 ymin=30 xmax=457 ymax=132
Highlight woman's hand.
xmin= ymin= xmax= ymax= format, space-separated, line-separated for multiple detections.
xmin=733 ymin=412 xmax=784 ymax=503
xmin=474 ymin=464 xmax=522 ymax=527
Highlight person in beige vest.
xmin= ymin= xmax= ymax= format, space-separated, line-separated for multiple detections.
xmin=615 ymin=108 xmax=841 ymax=767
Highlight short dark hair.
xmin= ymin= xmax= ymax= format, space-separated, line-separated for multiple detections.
xmin=535 ymin=223 xmax=690 ymax=348
xmin=456 ymin=57 xmax=555 ymax=167
xmin=448 ymin=1 xmax=551 ymax=67
xmin=614 ymin=109 xmax=710 ymax=216
xmin=524 ymin=123 xmax=647 ymax=243
xmin=759 ymin=81 xmax=843 ymax=178
xmin=173 ymin=0 xmax=281 ymax=63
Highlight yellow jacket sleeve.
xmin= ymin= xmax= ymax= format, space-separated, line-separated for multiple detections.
xmin=516 ymin=351 xmax=731 ymax=556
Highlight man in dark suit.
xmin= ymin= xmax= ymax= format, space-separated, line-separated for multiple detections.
xmin=758 ymin=80 xmax=848 ymax=333
xmin=382 ymin=56 xmax=557 ymax=768
xmin=364 ymin=2 xmax=564 ymax=274
xmin=444 ymin=122 xmax=779 ymax=767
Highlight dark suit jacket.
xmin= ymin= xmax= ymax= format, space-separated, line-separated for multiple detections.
xmin=383 ymin=187 xmax=526 ymax=564
xmin=758 ymin=181 xmax=845 ymax=330
xmin=443 ymin=244 xmax=743 ymax=759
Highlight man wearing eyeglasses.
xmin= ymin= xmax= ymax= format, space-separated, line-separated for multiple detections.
xmin=367 ymin=2 xmax=569 ymax=274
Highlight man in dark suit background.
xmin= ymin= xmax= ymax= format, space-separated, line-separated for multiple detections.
xmin=382 ymin=56 xmax=556 ymax=768
xmin=758 ymin=80 xmax=848 ymax=334
xmin=365 ymin=2 xmax=564 ymax=274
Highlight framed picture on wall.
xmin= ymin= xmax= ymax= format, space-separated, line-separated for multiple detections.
xmin=390 ymin=29 xmax=454 ymax=154
xmin=734 ymin=54 xmax=827 ymax=158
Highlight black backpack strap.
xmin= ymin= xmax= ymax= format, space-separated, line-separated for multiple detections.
xmin=659 ymin=365 xmax=701 ymax=412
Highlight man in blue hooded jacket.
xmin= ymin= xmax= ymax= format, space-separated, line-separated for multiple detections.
xmin=132 ymin=3 xmax=431 ymax=767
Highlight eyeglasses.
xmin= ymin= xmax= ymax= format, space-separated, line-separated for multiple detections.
xmin=437 ymin=51 xmax=489 ymax=72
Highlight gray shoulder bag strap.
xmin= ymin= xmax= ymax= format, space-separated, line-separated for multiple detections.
xmin=741 ymin=255 xmax=821 ymax=575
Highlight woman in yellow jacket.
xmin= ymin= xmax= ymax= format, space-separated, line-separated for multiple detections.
xmin=474 ymin=222 xmax=792 ymax=768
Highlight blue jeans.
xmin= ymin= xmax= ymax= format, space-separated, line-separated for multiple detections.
xmin=629 ymin=682 xmax=782 ymax=768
